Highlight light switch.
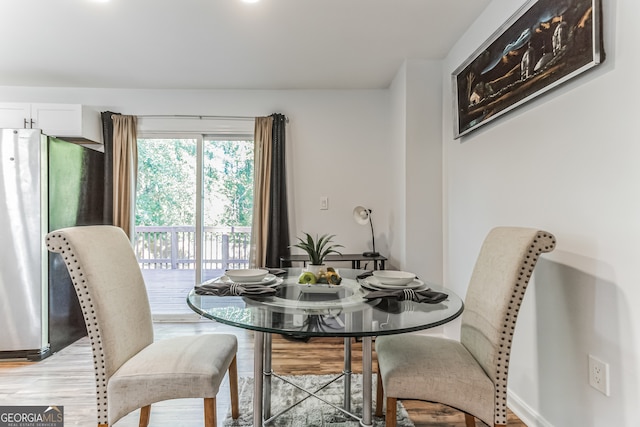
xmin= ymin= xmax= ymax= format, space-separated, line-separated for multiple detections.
xmin=320 ymin=196 xmax=328 ymax=210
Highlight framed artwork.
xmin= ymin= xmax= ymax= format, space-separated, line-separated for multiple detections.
xmin=452 ymin=0 xmax=604 ymax=139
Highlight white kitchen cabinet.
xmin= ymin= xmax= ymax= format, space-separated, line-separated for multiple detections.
xmin=0 ymin=103 xmax=32 ymax=129
xmin=0 ymin=103 xmax=103 ymax=147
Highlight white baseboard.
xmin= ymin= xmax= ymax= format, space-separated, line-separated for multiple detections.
xmin=508 ymin=389 xmax=554 ymax=427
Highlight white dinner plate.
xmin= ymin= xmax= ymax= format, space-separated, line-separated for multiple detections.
xmin=361 ymin=276 xmax=426 ymax=290
xmin=208 ymin=274 xmax=281 ymax=287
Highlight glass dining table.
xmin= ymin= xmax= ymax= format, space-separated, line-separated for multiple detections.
xmin=187 ymin=268 xmax=464 ymax=427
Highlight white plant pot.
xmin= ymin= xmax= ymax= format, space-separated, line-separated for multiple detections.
xmin=305 ymin=264 xmax=326 ymax=278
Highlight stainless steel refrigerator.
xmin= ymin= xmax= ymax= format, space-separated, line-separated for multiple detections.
xmin=0 ymin=128 xmax=107 ymax=360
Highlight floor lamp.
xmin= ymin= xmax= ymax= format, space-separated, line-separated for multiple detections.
xmin=353 ymin=206 xmax=379 ymax=257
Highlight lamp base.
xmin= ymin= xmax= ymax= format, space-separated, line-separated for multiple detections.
xmin=362 ymin=251 xmax=380 ymax=257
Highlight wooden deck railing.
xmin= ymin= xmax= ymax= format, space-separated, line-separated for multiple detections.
xmin=134 ymin=226 xmax=251 ymax=270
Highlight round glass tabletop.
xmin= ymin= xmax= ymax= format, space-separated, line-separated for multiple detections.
xmin=187 ymin=268 xmax=464 ymax=337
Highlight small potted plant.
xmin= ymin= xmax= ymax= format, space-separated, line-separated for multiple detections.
xmin=291 ymin=232 xmax=343 ymax=280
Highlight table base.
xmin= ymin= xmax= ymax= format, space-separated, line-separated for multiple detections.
xmin=263 ymin=372 xmax=362 ymax=424
xmin=254 ymin=332 xmax=373 ymax=427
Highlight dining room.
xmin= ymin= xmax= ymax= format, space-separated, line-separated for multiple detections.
xmin=0 ymin=0 xmax=638 ymax=426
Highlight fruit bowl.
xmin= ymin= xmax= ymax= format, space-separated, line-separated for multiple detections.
xmin=225 ymin=268 xmax=269 ymax=283
xmin=298 ymin=268 xmax=342 ymax=285
xmin=372 ymin=270 xmax=416 ymax=286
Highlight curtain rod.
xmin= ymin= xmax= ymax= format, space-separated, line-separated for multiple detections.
xmin=136 ymin=114 xmax=288 ymax=122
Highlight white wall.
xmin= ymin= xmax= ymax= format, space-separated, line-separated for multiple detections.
xmin=442 ymin=0 xmax=639 ymax=425
xmin=405 ymin=60 xmax=443 ymax=284
xmin=389 ymin=63 xmax=407 ymax=270
xmin=0 ymin=86 xmax=394 ymax=260
xmin=390 ymin=60 xmax=444 ymax=283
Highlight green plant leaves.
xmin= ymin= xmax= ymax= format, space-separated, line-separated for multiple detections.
xmin=291 ymin=232 xmax=343 ymax=265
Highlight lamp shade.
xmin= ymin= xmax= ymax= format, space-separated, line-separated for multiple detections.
xmin=353 ymin=206 xmax=370 ymax=226
xmin=353 ymin=206 xmax=379 ymax=257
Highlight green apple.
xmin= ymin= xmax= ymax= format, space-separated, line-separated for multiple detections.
xmin=298 ymin=271 xmax=318 ymax=284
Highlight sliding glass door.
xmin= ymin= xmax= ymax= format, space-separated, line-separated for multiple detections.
xmin=134 ymin=137 xmax=198 ymax=317
xmin=202 ymin=138 xmax=254 ymax=282
xmin=134 ymin=135 xmax=254 ymax=317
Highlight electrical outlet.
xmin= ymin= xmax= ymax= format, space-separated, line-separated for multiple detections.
xmin=588 ymin=354 xmax=610 ymax=396
xmin=320 ymin=196 xmax=328 ymax=210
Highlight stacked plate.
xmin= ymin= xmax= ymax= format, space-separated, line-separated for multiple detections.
xmin=360 ymin=270 xmax=427 ymax=291
xmin=225 ymin=268 xmax=269 ymax=282
xmin=372 ymin=270 xmax=415 ymax=285
xmin=205 ymin=269 xmax=283 ymax=287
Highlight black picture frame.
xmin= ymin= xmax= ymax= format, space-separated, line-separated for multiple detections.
xmin=452 ymin=0 xmax=604 ymax=139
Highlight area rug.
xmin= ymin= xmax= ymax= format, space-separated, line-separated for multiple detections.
xmin=223 ymin=374 xmax=414 ymax=427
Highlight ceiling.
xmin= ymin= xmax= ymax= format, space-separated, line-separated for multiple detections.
xmin=0 ymin=0 xmax=491 ymax=90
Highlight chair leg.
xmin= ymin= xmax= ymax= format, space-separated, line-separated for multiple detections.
xmin=204 ymin=397 xmax=216 ymax=427
xmin=386 ymin=397 xmax=397 ymax=427
xmin=464 ymin=413 xmax=475 ymax=427
xmin=138 ymin=405 xmax=151 ymax=427
xmin=228 ymin=356 xmax=239 ymax=419
xmin=375 ymin=370 xmax=384 ymax=417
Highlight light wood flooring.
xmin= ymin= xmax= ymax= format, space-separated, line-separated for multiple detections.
xmin=0 ymin=322 xmax=526 ymax=427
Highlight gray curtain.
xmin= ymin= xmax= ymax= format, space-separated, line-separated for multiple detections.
xmin=265 ymin=113 xmax=290 ymax=267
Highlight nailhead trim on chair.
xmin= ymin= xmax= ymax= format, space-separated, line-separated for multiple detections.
xmin=490 ymin=232 xmax=555 ymax=425
xmin=47 ymin=233 xmax=110 ymax=426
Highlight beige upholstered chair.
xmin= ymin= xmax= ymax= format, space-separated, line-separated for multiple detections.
xmin=375 ymin=227 xmax=555 ymax=427
xmin=46 ymin=225 xmax=239 ymax=427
